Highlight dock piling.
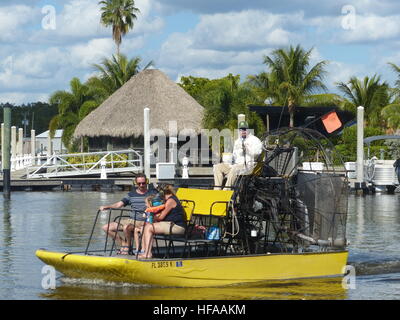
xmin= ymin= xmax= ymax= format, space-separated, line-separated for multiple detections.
xmin=355 ymin=106 xmax=366 ymax=193
xmin=144 ymin=107 xmax=150 ymax=178
xmin=2 ymin=105 xmax=11 ymax=199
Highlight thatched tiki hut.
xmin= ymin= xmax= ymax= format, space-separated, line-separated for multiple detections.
xmin=74 ymin=69 xmax=205 ymax=164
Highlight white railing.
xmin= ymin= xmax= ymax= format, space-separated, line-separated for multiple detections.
xmin=25 ymin=149 xmax=143 ymax=179
xmin=9 ymin=154 xmax=36 ymax=171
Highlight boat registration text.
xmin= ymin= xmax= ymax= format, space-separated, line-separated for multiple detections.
xmin=151 ymin=261 xmax=184 ymax=268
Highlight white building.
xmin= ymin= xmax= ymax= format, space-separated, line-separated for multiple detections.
xmin=35 ymin=130 xmax=67 ymax=154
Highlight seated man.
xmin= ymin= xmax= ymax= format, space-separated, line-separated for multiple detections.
xmin=213 ymin=121 xmax=262 ymax=190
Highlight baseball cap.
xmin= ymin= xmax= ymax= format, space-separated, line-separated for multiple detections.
xmin=238 ymin=121 xmax=249 ymax=129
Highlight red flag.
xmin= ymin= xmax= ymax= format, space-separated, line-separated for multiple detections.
xmin=321 ymin=111 xmax=342 ymax=133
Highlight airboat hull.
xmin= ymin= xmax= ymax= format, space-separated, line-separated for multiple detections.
xmin=36 ymin=249 xmax=348 ymax=287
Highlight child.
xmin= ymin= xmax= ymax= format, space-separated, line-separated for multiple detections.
xmin=133 ymin=195 xmax=165 ymax=254
xmin=144 ymin=194 xmax=165 ymax=223
xmin=129 ymin=195 xmax=165 ymax=255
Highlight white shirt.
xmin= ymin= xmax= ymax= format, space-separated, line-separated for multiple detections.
xmin=232 ymin=133 xmax=263 ymax=166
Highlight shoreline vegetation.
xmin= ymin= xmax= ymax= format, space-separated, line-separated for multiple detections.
xmin=1 ymin=0 xmax=400 ymax=163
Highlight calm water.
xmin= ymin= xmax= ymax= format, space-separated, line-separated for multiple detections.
xmin=1 ymin=191 xmax=400 ymax=300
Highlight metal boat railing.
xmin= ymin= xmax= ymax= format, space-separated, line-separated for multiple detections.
xmin=85 ymin=208 xmax=146 ymax=256
xmin=84 ymin=204 xmax=234 ymax=259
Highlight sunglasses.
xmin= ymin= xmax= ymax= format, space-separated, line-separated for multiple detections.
xmin=239 ymin=128 xmax=248 ymax=131
xmin=137 ymin=182 xmax=147 ymax=185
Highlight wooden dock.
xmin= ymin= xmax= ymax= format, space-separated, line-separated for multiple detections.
xmin=0 ymin=167 xmax=215 ymax=191
xmin=0 ymin=167 xmax=366 ymax=192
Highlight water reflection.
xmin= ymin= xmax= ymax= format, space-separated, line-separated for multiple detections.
xmin=347 ymin=194 xmax=400 ymax=256
xmin=40 ymin=277 xmax=347 ymax=300
xmin=2 ymin=199 xmax=12 ymax=244
xmin=355 ymin=196 xmax=365 ymax=247
xmin=1 ymin=199 xmax=15 ymax=296
xmin=52 ymin=192 xmax=113 ymax=250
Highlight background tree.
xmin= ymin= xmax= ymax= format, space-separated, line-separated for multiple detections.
xmin=49 ymin=78 xmax=102 ymax=151
xmin=99 ymin=0 xmax=140 ymax=55
xmin=335 ymin=126 xmax=386 ymax=162
xmin=179 ymin=76 xmax=211 ymax=101
xmin=0 ymin=102 xmax=58 ymax=136
xmin=388 ymin=62 xmax=400 ymax=97
xmin=337 ymin=75 xmax=391 ymax=127
xmin=244 ymin=72 xmax=270 ymax=104
xmin=47 ymin=54 xmax=152 ymax=151
xmin=380 ymin=62 xmax=400 ymax=133
xmin=88 ymin=53 xmax=153 ymax=99
xmin=381 ymin=104 xmax=400 ymax=132
xmin=179 ymin=74 xmax=264 ymax=158
xmin=262 ymin=45 xmax=329 ymax=127
xmin=190 ymin=74 xmax=265 ymax=135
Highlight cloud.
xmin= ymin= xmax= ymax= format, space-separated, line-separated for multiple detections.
xmin=68 ymin=38 xmax=116 ymax=68
xmin=134 ymin=0 xmax=165 ymax=34
xmin=0 ymin=5 xmax=40 ymax=42
xmin=12 ymin=47 xmax=68 ymax=79
xmin=157 ymin=9 xmax=306 ymax=81
xmin=338 ymin=14 xmax=400 ymax=43
xmin=307 ymin=10 xmax=400 ymax=45
xmin=29 ymin=0 xmax=107 ymax=43
xmin=55 ymin=0 xmax=105 ymax=38
xmin=192 ymin=10 xmax=301 ymax=51
xmin=350 ymin=0 xmax=400 ymax=15
xmin=0 ymin=39 xmax=111 ymax=99
xmin=0 ymin=63 xmax=68 ymax=94
xmin=30 ymin=0 xmax=164 ymax=44
xmin=325 ymin=61 xmax=365 ymax=89
xmin=158 ymin=31 xmax=272 ymax=81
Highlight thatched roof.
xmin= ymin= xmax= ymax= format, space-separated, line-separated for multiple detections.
xmin=74 ymin=69 xmax=204 ymax=138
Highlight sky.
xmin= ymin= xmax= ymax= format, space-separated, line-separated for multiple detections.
xmin=1 ymin=0 xmax=400 ymax=104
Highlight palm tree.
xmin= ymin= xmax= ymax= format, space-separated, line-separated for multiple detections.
xmin=99 ymin=0 xmax=140 ymax=55
xmin=262 ymin=45 xmax=329 ymax=127
xmin=302 ymin=93 xmax=344 ymax=107
xmin=381 ymin=103 xmax=400 ymax=131
xmin=201 ymin=74 xmax=264 ymax=134
xmin=380 ymin=63 xmax=400 ymax=131
xmin=388 ymin=62 xmax=400 ymax=91
xmin=49 ymin=78 xmax=101 ymax=151
xmin=89 ymin=53 xmax=152 ymax=98
xmin=337 ymin=75 xmax=390 ymax=126
xmin=246 ymin=72 xmax=270 ymax=104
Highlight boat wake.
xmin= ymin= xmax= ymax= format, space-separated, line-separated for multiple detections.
xmin=349 ymin=258 xmax=400 ymax=276
xmin=59 ymin=276 xmax=153 ymax=288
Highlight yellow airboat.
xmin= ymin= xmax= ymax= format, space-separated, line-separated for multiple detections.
xmin=36 ymin=128 xmax=349 ymax=287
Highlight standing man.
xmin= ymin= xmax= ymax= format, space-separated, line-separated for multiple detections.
xmin=213 ymin=121 xmax=263 ymax=190
xmin=100 ymin=173 xmax=156 ymax=254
